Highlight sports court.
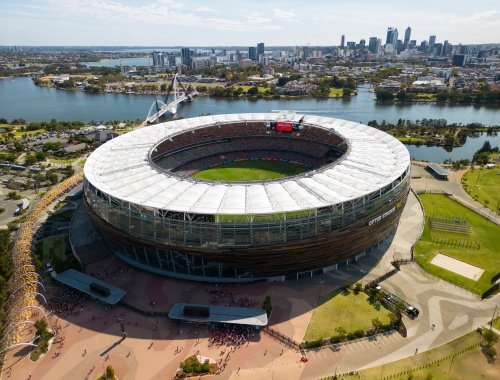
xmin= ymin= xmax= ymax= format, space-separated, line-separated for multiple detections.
xmin=430 ymin=253 xmax=484 ymax=281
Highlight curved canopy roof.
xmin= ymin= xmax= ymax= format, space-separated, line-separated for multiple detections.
xmin=84 ymin=114 xmax=410 ymax=215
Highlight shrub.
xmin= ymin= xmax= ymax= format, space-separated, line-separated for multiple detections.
xmin=305 ymin=339 xmax=323 ymax=348
xmin=354 ymin=329 xmax=365 ymax=338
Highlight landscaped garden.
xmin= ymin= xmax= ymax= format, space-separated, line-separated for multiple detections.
xmin=413 ymin=194 xmax=500 ymax=296
xmin=304 ymin=285 xmax=393 ymax=344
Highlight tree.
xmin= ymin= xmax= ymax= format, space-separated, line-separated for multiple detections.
xmin=262 ymin=295 xmax=272 ymax=317
xmin=25 ymin=154 xmax=36 ymax=166
xmin=43 ymin=141 xmax=62 ymax=151
xmin=247 ymin=86 xmax=259 ymax=96
xmin=342 ymin=87 xmax=352 ymax=97
xmin=482 ymin=328 xmax=499 ymax=347
xmin=375 ymin=88 xmax=395 ymax=101
xmin=7 ymin=191 xmax=20 ymax=200
xmin=371 ymin=317 xmax=382 ymax=330
xmin=105 ymin=365 xmax=115 ymax=380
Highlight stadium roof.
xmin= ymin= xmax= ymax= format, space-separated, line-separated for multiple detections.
xmin=168 ymin=303 xmax=268 ymax=326
xmin=84 ymin=114 xmax=410 ymax=215
xmin=55 ymin=269 xmax=126 ymax=305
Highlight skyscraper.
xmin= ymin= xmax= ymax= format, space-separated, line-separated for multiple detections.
xmin=428 ymin=35 xmax=436 ymax=54
xmin=340 ymin=35 xmax=345 ymax=48
xmin=368 ymin=37 xmax=378 ymax=54
xmin=181 ymin=48 xmax=192 ymax=67
xmin=257 ymin=42 xmax=265 ymax=60
xmin=386 ymin=27 xmax=394 ymax=45
xmin=392 ymin=28 xmax=399 ymax=47
xmin=403 ymin=27 xmax=411 ymax=50
xmin=152 ymin=51 xmax=163 ymax=67
xmin=248 ymin=46 xmax=257 ymax=61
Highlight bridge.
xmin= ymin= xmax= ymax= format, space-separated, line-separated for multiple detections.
xmin=143 ymin=73 xmax=198 ymax=125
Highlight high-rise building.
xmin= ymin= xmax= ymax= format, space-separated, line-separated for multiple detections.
xmin=386 ymin=27 xmax=394 ymax=45
xmin=340 ymin=35 xmax=345 ymax=48
xmin=392 ymin=28 xmax=399 ymax=47
xmin=376 ymin=39 xmax=382 ymax=55
xmin=368 ymin=37 xmax=377 ymax=54
xmin=346 ymin=41 xmax=356 ymax=50
xmin=442 ymin=40 xmax=452 ymax=57
xmin=181 ymin=48 xmax=192 ymax=67
xmin=428 ymin=35 xmax=436 ymax=54
xmin=248 ymin=46 xmax=257 ymax=61
xmin=257 ymin=42 xmax=265 ymax=59
xmin=359 ymin=39 xmax=366 ymax=49
xmin=403 ymin=27 xmax=411 ymax=50
xmin=385 ymin=27 xmax=398 ymax=53
xmin=152 ymin=51 xmax=163 ymax=67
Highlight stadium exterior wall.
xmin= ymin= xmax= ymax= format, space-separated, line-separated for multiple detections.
xmin=83 ymin=170 xmax=410 ymax=282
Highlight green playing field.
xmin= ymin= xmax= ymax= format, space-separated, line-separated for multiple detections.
xmin=191 ymin=159 xmax=309 ymax=182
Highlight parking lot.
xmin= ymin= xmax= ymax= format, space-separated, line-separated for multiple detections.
xmin=301 ymin=330 xmax=404 ymax=362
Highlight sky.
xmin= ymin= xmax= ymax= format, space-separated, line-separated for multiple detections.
xmin=1 ymin=0 xmax=499 ymax=46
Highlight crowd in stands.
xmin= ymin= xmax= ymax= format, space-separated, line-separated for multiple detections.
xmin=152 ymin=121 xmax=346 ymax=164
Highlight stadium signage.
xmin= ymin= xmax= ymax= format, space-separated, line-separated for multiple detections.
xmin=368 ymin=206 xmax=396 ymax=226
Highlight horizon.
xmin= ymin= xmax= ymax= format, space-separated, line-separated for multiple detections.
xmin=1 ymin=0 xmax=499 ymax=46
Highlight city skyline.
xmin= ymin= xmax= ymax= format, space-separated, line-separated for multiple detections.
xmin=1 ymin=0 xmax=499 ymax=46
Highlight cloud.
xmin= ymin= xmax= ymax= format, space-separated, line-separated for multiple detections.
xmin=451 ymin=10 xmax=497 ymax=23
xmin=42 ymin=0 xmax=279 ymax=32
xmin=195 ymin=6 xmax=215 ymax=13
xmin=272 ymin=8 xmax=295 ymax=20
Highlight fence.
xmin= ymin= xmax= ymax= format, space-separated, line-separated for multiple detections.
xmin=262 ymin=326 xmax=299 ymax=350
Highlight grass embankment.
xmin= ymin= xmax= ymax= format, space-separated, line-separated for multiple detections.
xmin=192 ymin=159 xmax=309 ymax=182
xmin=303 ymin=291 xmax=392 ymax=341
xmin=462 ymin=168 xmax=500 ymax=213
xmin=340 ymin=330 xmax=499 ymax=380
xmin=413 ymin=194 xmax=500 ymax=295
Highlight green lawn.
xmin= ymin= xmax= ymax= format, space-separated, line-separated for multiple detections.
xmin=303 ymin=291 xmax=392 ymax=341
xmin=192 ymin=159 xmax=309 ymax=182
xmin=328 ymin=88 xmax=344 ymax=98
xmin=414 ymin=194 xmax=500 ymax=295
xmin=462 ymin=168 xmax=500 ymax=213
xmin=340 ymin=330 xmax=499 ymax=380
xmin=398 ymin=136 xmax=426 ymax=144
xmin=238 ymin=85 xmax=268 ymax=94
xmin=492 ymin=316 xmax=500 ymax=330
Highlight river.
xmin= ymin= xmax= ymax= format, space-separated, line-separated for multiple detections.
xmin=0 ymin=77 xmax=499 ymax=162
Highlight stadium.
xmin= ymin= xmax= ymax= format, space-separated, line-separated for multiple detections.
xmin=83 ymin=113 xmax=411 ymax=282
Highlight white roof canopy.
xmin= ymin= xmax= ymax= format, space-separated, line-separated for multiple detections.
xmin=84 ymin=114 xmax=410 ymax=215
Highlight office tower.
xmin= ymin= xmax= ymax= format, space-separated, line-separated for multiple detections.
xmin=386 ymin=27 xmax=394 ymax=45
xmin=428 ymin=35 xmax=436 ymax=54
xmin=257 ymin=42 xmax=265 ymax=59
xmin=368 ymin=37 xmax=378 ymax=54
xmin=359 ymin=39 xmax=366 ymax=49
xmin=376 ymin=39 xmax=382 ymax=55
xmin=403 ymin=27 xmax=411 ymax=49
xmin=442 ymin=40 xmax=452 ymax=57
xmin=434 ymin=43 xmax=443 ymax=56
xmin=346 ymin=42 xmax=356 ymax=50
xmin=248 ymin=46 xmax=257 ymax=61
xmin=392 ymin=28 xmax=399 ymax=47
xmin=181 ymin=48 xmax=192 ymax=67
xmin=340 ymin=35 xmax=345 ymax=48
xmin=152 ymin=51 xmax=164 ymax=67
